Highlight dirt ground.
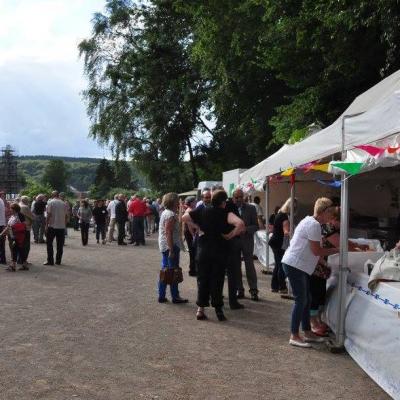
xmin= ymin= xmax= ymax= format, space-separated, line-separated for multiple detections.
xmin=0 ymin=230 xmax=391 ymax=400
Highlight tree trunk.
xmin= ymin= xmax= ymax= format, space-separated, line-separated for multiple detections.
xmin=186 ymin=137 xmax=198 ymax=188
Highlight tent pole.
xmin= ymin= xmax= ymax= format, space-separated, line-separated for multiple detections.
xmin=330 ymin=114 xmax=361 ymax=351
xmin=265 ymin=177 xmax=270 ymax=270
xmin=290 ymin=178 xmax=295 ymax=238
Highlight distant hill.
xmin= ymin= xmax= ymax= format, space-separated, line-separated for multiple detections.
xmin=17 ymin=156 xmax=147 ymax=192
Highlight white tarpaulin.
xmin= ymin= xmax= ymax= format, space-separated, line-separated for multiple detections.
xmin=253 ymin=231 xmax=274 ymax=269
xmin=326 ymin=253 xmax=400 ymax=400
xmin=240 ymin=69 xmax=400 ymax=184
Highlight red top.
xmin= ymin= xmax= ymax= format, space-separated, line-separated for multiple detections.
xmin=128 ymin=199 xmax=147 ymax=217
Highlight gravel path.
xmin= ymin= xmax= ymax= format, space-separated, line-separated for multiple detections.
xmin=0 ymin=231 xmax=390 ymax=400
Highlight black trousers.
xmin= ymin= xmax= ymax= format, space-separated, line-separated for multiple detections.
xmin=0 ymin=225 xmax=6 ymax=263
xmin=184 ymin=229 xmax=196 ymax=274
xmin=271 ymin=247 xmax=287 ymax=291
xmin=133 ymin=216 xmax=145 ymax=244
xmin=310 ymin=275 xmax=327 ymax=311
xmin=226 ymin=237 xmax=241 ymax=304
xmin=196 ymin=240 xmax=226 ymax=308
xmin=47 ymin=227 xmax=65 ymax=264
xmin=80 ymin=222 xmax=90 ymax=245
xmin=96 ymin=223 xmax=106 ymax=241
xmin=117 ymin=220 xmax=126 ymax=244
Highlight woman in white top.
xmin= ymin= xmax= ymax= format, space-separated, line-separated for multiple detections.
xmin=158 ymin=192 xmax=188 ymax=304
xmin=282 ymin=198 xmax=339 ymax=348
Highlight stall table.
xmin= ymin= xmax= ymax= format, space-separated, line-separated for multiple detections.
xmin=326 ymin=252 xmax=400 ymax=400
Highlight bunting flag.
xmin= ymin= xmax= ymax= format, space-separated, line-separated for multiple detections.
xmin=317 ymin=179 xmax=341 ymax=188
xmin=310 ymin=163 xmax=330 ymax=173
xmin=281 ymin=167 xmax=295 ymax=176
xmin=387 ymin=146 xmax=400 ymax=154
xmin=330 ymin=161 xmax=364 ymax=175
xmin=355 ymin=145 xmax=386 ymax=157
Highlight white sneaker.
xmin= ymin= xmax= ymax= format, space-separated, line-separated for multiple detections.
xmin=289 ymin=339 xmax=311 ymax=348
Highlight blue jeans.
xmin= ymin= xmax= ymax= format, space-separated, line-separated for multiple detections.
xmin=282 ymin=263 xmax=311 ymax=334
xmin=158 ymin=245 xmax=180 ymax=300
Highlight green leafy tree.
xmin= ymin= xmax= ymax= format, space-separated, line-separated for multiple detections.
xmin=114 ymin=159 xmax=133 ymax=189
xmin=20 ymin=178 xmax=52 ymax=199
xmin=42 ymin=159 xmax=69 ymax=191
xmin=92 ymin=158 xmax=115 ymax=197
xmin=79 ymin=0 xmax=209 ymax=192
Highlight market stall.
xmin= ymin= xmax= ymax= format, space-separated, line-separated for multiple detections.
xmin=239 ymin=69 xmax=400 ymax=399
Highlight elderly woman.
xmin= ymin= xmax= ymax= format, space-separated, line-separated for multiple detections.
xmin=158 ymin=192 xmax=188 ymax=304
xmin=282 ymin=197 xmax=339 ymax=348
xmin=19 ymin=196 xmax=34 ymax=265
xmin=0 ymin=203 xmax=27 ymax=271
xmin=182 ymin=190 xmax=245 ymax=321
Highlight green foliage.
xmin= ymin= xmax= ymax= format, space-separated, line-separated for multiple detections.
xmin=42 ymin=159 xmax=70 ymax=192
xmin=20 ymin=179 xmax=52 ymax=199
xmin=79 ymin=0 xmax=211 ymax=192
xmin=114 ymin=160 xmax=134 ymax=189
xmin=79 ymin=0 xmax=400 ymax=191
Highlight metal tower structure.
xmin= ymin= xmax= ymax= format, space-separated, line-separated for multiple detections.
xmin=0 ymin=145 xmax=19 ymax=196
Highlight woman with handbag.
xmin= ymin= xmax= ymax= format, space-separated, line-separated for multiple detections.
xmin=158 ymin=192 xmax=188 ymax=304
xmin=0 ymin=203 xmax=27 ymax=271
xmin=268 ymin=198 xmax=292 ymax=294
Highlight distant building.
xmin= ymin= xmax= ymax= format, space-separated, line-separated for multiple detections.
xmin=0 ymin=145 xmax=19 ymax=197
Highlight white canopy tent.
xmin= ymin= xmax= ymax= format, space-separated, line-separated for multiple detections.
xmin=240 ymin=69 xmax=400 ymax=185
xmin=241 ymin=69 xmax=400 ymax=399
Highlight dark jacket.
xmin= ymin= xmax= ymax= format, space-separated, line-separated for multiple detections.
xmin=115 ymin=200 xmax=128 ymax=223
xmin=237 ymin=203 xmax=259 ymax=238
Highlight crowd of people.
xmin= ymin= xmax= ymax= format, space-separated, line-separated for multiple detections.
xmin=0 ymin=185 xmax=370 ymax=348
xmin=0 ymin=191 xmax=162 ymax=269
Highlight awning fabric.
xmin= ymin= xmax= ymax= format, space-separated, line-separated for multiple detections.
xmin=240 ymin=69 xmax=400 ymax=185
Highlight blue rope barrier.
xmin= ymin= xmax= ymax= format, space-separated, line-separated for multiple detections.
xmin=349 ymin=282 xmax=400 ymax=310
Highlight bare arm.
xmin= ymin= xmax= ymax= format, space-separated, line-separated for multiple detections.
xmin=223 ymin=212 xmax=245 ymax=240
xmin=182 ymin=212 xmax=200 ymax=236
xmin=283 ymin=220 xmax=290 ymax=235
xmin=326 ymin=233 xmax=365 ymax=251
xmin=165 ymin=216 xmax=175 ymax=256
xmin=309 ymin=240 xmax=339 ymax=257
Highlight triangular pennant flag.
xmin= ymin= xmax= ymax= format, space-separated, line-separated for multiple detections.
xmin=281 ymin=167 xmax=295 ymax=176
xmin=387 ymin=146 xmax=400 ymax=154
xmin=355 ymin=145 xmax=385 ymax=157
xmin=310 ymin=163 xmax=330 ymax=173
xmin=317 ymin=180 xmax=341 ymax=188
xmin=330 ymin=162 xmax=364 ymax=175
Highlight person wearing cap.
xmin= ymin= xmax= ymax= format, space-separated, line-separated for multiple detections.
xmin=183 ymin=196 xmax=197 ymax=276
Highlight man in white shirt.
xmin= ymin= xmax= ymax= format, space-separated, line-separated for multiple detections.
xmin=44 ymin=191 xmax=68 ymax=266
xmin=107 ymin=194 xmax=119 ymax=242
xmin=0 ymin=191 xmax=6 ymax=264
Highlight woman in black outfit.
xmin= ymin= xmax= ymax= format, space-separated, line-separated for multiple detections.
xmin=182 ymin=190 xmax=245 ymax=321
xmin=268 ymin=198 xmax=292 ymax=293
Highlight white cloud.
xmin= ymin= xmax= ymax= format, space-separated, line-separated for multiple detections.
xmin=0 ymin=0 xmax=109 ymax=157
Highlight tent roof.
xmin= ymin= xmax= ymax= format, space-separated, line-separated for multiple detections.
xmin=178 ymin=189 xmax=197 ymax=197
xmin=240 ymin=69 xmax=400 ymax=184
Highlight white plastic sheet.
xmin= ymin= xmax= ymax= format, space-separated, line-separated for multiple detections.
xmin=253 ymin=230 xmax=274 ymax=270
xmin=326 ymin=253 xmax=400 ymax=400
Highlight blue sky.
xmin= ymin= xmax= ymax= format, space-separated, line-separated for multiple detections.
xmin=0 ymin=0 xmax=110 ymax=158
